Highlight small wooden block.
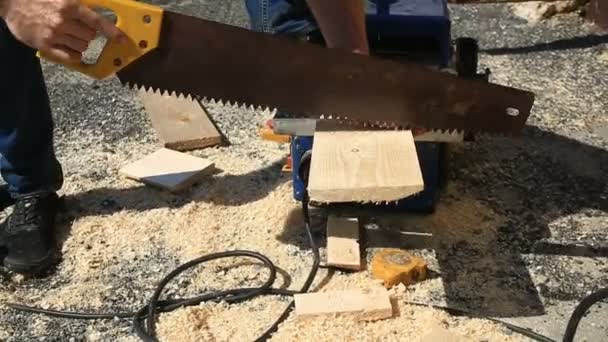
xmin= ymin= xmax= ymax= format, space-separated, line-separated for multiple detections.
xmin=326 ymin=216 xmax=361 ymax=271
xmin=294 ymin=287 xmax=393 ymax=321
xmin=307 ymin=130 xmax=424 ymax=203
xmin=138 ymin=89 xmax=221 ymax=151
xmin=120 ymin=148 xmax=214 ymax=192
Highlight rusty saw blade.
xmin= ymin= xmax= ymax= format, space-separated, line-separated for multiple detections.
xmin=116 ymin=11 xmax=535 ymax=134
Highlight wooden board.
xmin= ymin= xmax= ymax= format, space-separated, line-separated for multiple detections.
xmin=294 ymin=287 xmax=393 ymax=321
xmin=138 ymin=89 xmax=221 ymax=151
xmin=326 ymin=216 xmax=361 ymax=271
xmin=119 ymin=148 xmax=214 ymax=192
xmin=307 ymin=130 xmax=424 ymax=203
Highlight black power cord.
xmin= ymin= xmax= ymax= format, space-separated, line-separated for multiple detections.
xmin=3 ymin=151 xmax=607 ymax=342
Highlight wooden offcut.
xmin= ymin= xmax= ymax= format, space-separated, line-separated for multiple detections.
xmin=326 ymin=216 xmax=362 ymax=271
xmin=138 ymin=89 xmax=221 ymax=151
xmin=119 ymin=148 xmax=214 ymax=192
xmin=307 ymin=130 xmax=424 ymax=203
xmin=294 ymin=287 xmax=393 ymax=321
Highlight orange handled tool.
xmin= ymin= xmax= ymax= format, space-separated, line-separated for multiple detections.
xmin=38 ymin=0 xmax=163 ymax=79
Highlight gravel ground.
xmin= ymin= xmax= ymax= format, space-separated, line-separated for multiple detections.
xmin=1 ymin=1 xmax=607 ymax=342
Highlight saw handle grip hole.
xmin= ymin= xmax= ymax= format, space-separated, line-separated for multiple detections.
xmin=506 ymin=107 xmax=520 ymax=117
xmin=81 ymin=7 xmax=117 ymax=65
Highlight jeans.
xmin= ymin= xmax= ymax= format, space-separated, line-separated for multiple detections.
xmin=0 ymin=1 xmax=313 ymax=197
xmin=244 ymin=0 xmax=318 ymax=35
xmin=0 ymin=20 xmax=63 ymax=198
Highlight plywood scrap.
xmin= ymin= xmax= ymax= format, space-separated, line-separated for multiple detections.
xmin=307 ymin=130 xmax=424 ymax=203
xmin=138 ymin=89 xmax=221 ymax=151
xmin=119 ymin=148 xmax=214 ymax=192
xmin=294 ymin=287 xmax=393 ymax=322
xmin=326 ymin=216 xmax=361 ymax=271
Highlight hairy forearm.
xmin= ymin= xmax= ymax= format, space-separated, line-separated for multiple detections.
xmin=305 ymin=0 xmax=369 ymax=54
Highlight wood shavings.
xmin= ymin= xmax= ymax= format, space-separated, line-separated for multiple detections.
xmin=0 ymin=140 xmax=532 ymax=342
xmin=510 ymin=0 xmax=588 ymax=23
xmin=0 ymin=95 xmax=542 ymax=342
xmin=600 ymin=50 xmax=608 ymax=64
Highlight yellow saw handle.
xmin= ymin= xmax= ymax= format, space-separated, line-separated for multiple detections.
xmin=38 ymin=0 xmax=163 ymax=79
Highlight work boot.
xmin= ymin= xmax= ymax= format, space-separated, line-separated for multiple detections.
xmin=0 ymin=192 xmax=59 ymax=275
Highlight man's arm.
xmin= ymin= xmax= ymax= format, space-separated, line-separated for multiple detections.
xmin=305 ymin=0 xmax=369 ymax=55
xmin=0 ymin=0 xmax=123 ymax=63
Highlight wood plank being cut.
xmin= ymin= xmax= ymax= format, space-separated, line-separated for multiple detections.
xmin=119 ymin=148 xmax=214 ymax=192
xmin=307 ymin=130 xmax=424 ymax=203
xmin=294 ymin=287 xmax=393 ymax=321
xmin=326 ymin=216 xmax=361 ymax=271
xmin=138 ymin=89 xmax=221 ymax=151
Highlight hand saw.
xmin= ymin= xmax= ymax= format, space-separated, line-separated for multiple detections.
xmin=40 ymin=0 xmax=535 ymax=134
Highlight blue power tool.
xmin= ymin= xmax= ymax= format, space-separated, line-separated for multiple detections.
xmin=272 ymin=0 xmax=488 ymax=213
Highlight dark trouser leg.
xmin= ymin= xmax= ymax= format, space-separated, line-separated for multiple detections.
xmin=0 ymin=19 xmax=63 ymax=197
xmin=0 ymin=20 xmax=62 ymax=275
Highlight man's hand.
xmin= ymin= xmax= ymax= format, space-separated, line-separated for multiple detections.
xmin=305 ymin=0 xmax=369 ymax=55
xmin=1 ymin=0 xmax=124 ymax=63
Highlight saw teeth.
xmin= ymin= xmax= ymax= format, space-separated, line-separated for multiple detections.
xmin=119 ymin=81 xmax=267 ymax=112
xmin=119 ymin=80 xmax=520 ymax=136
xmin=120 ymin=81 xmax=200 ymax=101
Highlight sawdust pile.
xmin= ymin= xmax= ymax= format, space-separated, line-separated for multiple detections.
xmin=157 ymin=293 xmax=524 ymax=342
xmin=150 ymin=182 xmax=523 ymax=341
xmin=0 ymin=89 xmax=548 ymax=341
xmin=600 ymin=50 xmax=608 ymax=65
xmin=1 ymin=130 xmax=526 ymax=340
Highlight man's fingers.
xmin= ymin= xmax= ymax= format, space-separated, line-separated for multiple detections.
xmin=57 ymin=34 xmax=89 ymax=53
xmin=97 ymin=15 xmax=125 ymax=42
xmin=62 ymin=19 xmax=97 ymax=42
xmin=76 ymin=5 xmax=125 ymax=42
xmin=74 ymin=5 xmax=104 ymax=30
xmin=45 ymin=45 xmax=83 ymax=64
